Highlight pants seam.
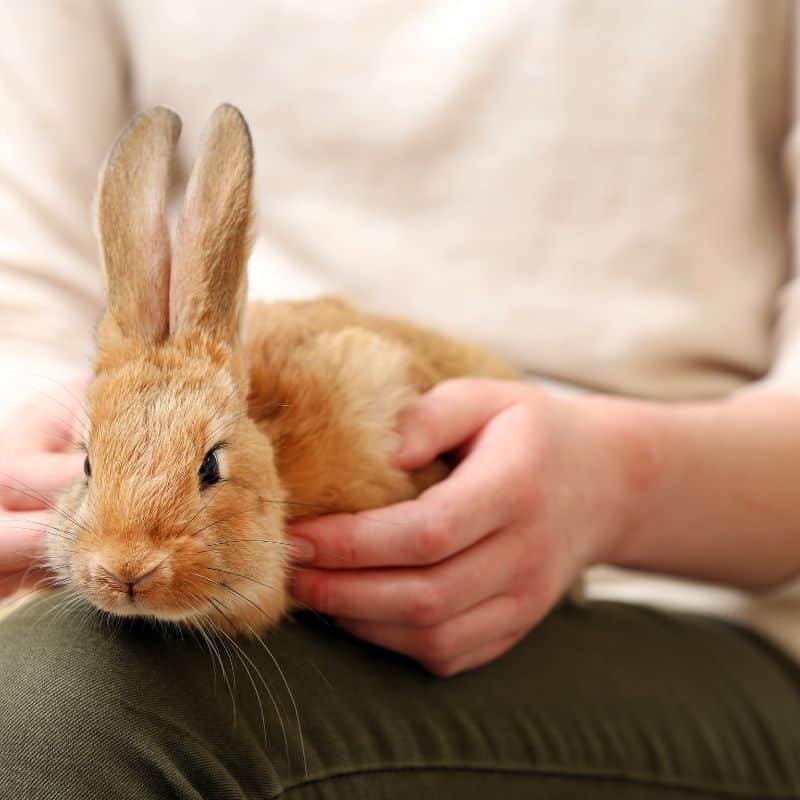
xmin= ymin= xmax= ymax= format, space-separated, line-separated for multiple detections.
xmin=271 ymin=762 xmax=800 ymax=799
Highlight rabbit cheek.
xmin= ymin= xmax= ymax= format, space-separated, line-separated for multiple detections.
xmin=190 ymin=510 xmax=290 ymax=632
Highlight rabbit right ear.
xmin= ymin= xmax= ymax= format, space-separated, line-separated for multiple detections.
xmin=169 ymin=104 xmax=253 ymax=346
xmin=96 ymin=106 xmax=181 ymax=346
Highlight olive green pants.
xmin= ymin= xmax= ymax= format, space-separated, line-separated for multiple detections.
xmin=1 ymin=596 xmax=799 ymax=799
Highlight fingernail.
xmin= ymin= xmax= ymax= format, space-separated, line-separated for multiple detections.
xmin=289 ymin=537 xmax=316 ymax=563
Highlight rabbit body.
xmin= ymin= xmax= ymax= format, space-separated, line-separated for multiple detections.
xmin=245 ymin=296 xmax=514 ymax=516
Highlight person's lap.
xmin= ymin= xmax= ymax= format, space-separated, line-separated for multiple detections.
xmin=1 ymin=594 xmax=799 ymax=799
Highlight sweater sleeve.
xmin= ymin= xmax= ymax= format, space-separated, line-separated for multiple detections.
xmin=0 ymin=1 xmax=130 ymax=419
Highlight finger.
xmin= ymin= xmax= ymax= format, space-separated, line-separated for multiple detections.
xmin=0 ymin=567 xmax=51 ymax=600
xmin=334 ymin=592 xmax=523 ymax=665
xmin=0 ymin=453 xmax=83 ymax=510
xmin=1 ymin=379 xmax=89 ymax=452
xmin=288 ymin=403 xmax=533 ymax=569
xmin=425 ymin=629 xmax=528 ymax=677
xmin=393 ymin=378 xmax=526 ymax=469
xmin=0 ymin=510 xmax=51 ymax=572
xmin=290 ymin=525 xmax=530 ymax=626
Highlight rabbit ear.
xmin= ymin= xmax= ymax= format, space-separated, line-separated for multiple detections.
xmin=170 ymin=104 xmax=253 ymax=344
xmin=96 ymin=106 xmax=181 ymax=344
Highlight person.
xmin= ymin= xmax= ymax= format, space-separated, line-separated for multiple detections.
xmin=2 ymin=2 xmax=800 ymax=797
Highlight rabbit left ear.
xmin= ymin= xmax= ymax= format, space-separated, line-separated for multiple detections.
xmin=170 ymin=104 xmax=254 ymax=344
xmin=96 ymin=106 xmax=181 ymax=345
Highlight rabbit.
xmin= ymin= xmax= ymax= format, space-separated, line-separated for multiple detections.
xmin=34 ymin=104 xmax=517 ymax=636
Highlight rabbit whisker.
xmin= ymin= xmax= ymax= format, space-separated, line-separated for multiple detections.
xmin=198 ymin=609 xmax=240 ymax=727
xmin=204 ymin=566 xmax=276 ymax=592
xmin=189 ymin=622 xmax=220 ymax=689
xmin=190 ymin=601 xmax=238 ymax=722
xmin=241 ymin=618 xmax=307 ymax=778
xmin=206 ymin=538 xmax=291 ymax=549
xmin=34 ymin=588 xmax=88 ymax=631
xmin=190 ymin=571 xmax=279 ymax=628
xmin=0 ymin=474 xmax=96 ymax=541
xmin=175 ymin=496 xmax=213 ymax=539
xmin=188 ymin=502 xmax=268 ymax=538
xmin=204 ymin=601 xmax=290 ymax=770
xmin=29 ymin=375 xmax=92 ymax=427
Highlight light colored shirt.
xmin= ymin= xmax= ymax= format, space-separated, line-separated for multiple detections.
xmin=2 ymin=0 xmax=800 ymax=658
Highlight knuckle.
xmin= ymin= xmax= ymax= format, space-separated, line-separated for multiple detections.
xmin=406 ymin=581 xmax=449 ymax=626
xmin=416 ymin=624 xmax=455 ymax=664
xmin=514 ymin=408 xmax=543 ymax=451
xmin=518 ymin=579 xmax=552 ymax=624
xmin=421 ymin=377 xmax=483 ymax=417
xmin=427 ymin=377 xmax=469 ymax=401
xmin=330 ymin=528 xmax=360 ymax=567
xmin=505 ymin=588 xmax=529 ymax=628
xmin=0 ymin=465 xmax=17 ymax=505
xmin=404 ymin=398 xmax=438 ymax=435
xmin=415 ymin=509 xmax=455 ymax=563
xmin=303 ymin=574 xmax=338 ymax=614
xmin=487 ymin=439 xmax=542 ymax=521
xmin=436 ymin=377 xmax=491 ymax=397
xmin=507 ymin=474 xmax=541 ymax=519
xmin=511 ymin=555 xmax=539 ymax=593
xmin=528 ymin=529 xmax=558 ymax=575
xmin=424 ymin=659 xmax=458 ymax=678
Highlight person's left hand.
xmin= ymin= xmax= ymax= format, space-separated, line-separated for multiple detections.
xmin=288 ymin=379 xmax=647 ymax=676
xmin=0 ymin=375 xmax=89 ymax=598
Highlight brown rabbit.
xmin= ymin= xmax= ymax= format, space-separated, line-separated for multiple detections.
xmin=40 ymin=105 xmax=514 ymax=635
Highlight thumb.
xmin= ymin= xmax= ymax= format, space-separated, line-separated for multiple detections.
xmin=393 ymin=378 xmax=524 ymax=470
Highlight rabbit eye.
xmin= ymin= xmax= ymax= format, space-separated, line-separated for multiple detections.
xmin=198 ymin=449 xmax=221 ymax=487
xmin=84 ymin=456 xmax=91 ymax=478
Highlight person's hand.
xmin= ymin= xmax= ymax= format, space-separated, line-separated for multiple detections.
xmin=0 ymin=376 xmax=88 ymax=598
xmin=288 ymin=379 xmax=646 ymax=676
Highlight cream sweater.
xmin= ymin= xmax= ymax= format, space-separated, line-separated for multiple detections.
xmin=2 ymin=1 xmax=800 ymax=657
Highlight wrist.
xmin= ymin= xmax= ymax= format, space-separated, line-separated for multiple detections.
xmin=572 ymin=393 xmax=675 ymax=568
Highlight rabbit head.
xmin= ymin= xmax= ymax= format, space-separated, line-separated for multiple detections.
xmin=48 ymin=105 xmax=289 ymax=634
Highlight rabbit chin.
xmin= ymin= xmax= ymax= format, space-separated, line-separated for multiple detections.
xmin=88 ymin=593 xmax=199 ymax=623
xmin=81 ymin=579 xmax=213 ymax=624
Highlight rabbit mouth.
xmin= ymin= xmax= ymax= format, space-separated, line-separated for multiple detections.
xmin=79 ymin=551 xmax=211 ymax=622
xmin=83 ymin=582 xmax=212 ymax=623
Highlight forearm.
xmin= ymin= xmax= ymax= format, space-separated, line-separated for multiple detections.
xmin=584 ymin=392 xmax=800 ymax=591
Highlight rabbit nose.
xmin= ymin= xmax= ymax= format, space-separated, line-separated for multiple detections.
xmin=96 ymin=560 xmax=163 ymax=597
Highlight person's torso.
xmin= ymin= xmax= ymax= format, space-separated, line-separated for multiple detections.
xmin=117 ymin=0 xmax=793 ymax=399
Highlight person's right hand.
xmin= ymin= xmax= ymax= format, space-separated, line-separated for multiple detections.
xmin=0 ymin=376 xmax=87 ymax=598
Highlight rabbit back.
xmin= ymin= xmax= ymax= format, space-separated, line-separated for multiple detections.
xmin=245 ymin=297 xmax=515 ymax=516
